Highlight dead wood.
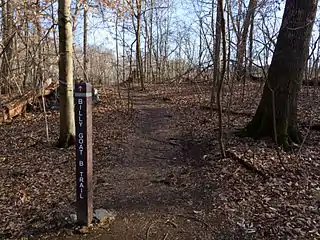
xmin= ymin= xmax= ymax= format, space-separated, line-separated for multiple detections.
xmin=226 ymin=150 xmax=269 ymax=180
xmin=0 ymin=82 xmax=59 ymax=123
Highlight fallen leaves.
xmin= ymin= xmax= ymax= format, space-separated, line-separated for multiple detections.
xmin=0 ymin=83 xmax=320 ymax=239
xmin=0 ymin=88 xmax=131 ymax=238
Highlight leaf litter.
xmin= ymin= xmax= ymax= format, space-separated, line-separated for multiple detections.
xmin=0 ymin=83 xmax=319 ymax=239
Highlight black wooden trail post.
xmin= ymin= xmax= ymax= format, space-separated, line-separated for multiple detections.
xmin=74 ymin=82 xmax=93 ymax=226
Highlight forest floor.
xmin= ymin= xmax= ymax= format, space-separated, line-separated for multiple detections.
xmin=0 ymin=82 xmax=319 ymax=240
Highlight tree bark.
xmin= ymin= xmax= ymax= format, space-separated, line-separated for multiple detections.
xmin=245 ymin=0 xmax=318 ymax=148
xmin=210 ymin=0 xmax=221 ymax=108
xmin=135 ymin=0 xmax=145 ymax=90
xmin=83 ymin=0 xmax=88 ymax=81
xmin=1 ymin=0 xmax=14 ymax=95
xmin=216 ymin=0 xmax=226 ymax=158
xmin=23 ymin=3 xmax=30 ymax=90
xmin=235 ymin=0 xmax=258 ymax=82
xmin=248 ymin=9 xmax=254 ymax=74
xmin=57 ymin=0 xmax=75 ymax=147
xmin=148 ymin=0 xmax=154 ymax=83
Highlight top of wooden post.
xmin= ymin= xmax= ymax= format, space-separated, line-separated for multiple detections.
xmin=75 ymin=83 xmax=92 ymax=97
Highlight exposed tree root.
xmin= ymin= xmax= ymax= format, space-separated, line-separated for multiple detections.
xmin=56 ymin=134 xmax=75 ymax=148
xmin=243 ymin=113 xmax=302 ymax=151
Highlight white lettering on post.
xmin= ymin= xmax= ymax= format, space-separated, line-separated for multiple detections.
xmin=76 ymin=95 xmax=86 ymax=202
xmin=80 ymin=187 xmax=84 ymax=199
xmin=78 ymin=133 xmax=84 ymax=156
xmin=79 ymin=172 xmax=85 ymax=199
xmin=78 ymin=99 xmax=83 ymax=127
xmin=79 ymin=114 xmax=83 ymax=127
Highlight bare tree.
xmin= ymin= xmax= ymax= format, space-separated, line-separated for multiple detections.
xmin=235 ymin=0 xmax=258 ymax=82
xmin=1 ymin=0 xmax=14 ymax=95
xmin=215 ymin=0 xmax=227 ymax=158
xmin=83 ymin=0 xmax=89 ymax=81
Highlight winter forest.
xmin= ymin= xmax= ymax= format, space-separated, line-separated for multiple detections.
xmin=0 ymin=0 xmax=320 ymax=239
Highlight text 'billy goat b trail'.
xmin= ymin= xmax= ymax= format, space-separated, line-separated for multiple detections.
xmin=75 ymin=83 xmax=93 ymax=226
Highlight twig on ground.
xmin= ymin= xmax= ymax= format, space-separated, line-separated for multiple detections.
xmin=165 ymin=219 xmax=178 ymax=228
xmin=146 ymin=221 xmax=154 ymax=240
xmin=226 ymin=150 xmax=269 ymax=180
xmin=163 ymin=233 xmax=169 ymax=240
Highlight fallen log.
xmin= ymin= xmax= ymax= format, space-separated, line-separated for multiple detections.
xmin=0 ymin=82 xmax=59 ymax=124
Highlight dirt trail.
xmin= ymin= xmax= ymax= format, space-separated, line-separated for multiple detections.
xmin=66 ymin=89 xmax=236 ymax=240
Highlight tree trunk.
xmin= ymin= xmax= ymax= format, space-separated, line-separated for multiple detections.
xmin=248 ymin=9 xmax=254 ymax=74
xmin=57 ymin=0 xmax=75 ymax=147
xmin=210 ymin=0 xmax=222 ymax=108
xmin=115 ymin=14 xmax=121 ymax=98
xmin=235 ymin=0 xmax=257 ymax=82
xmin=1 ymin=0 xmax=14 ymax=95
xmin=135 ymin=0 xmax=145 ymax=90
xmin=36 ymin=1 xmax=44 ymax=89
xmin=23 ymin=6 xmax=30 ymax=90
xmin=245 ymin=0 xmax=318 ymax=148
xmin=143 ymin=10 xmax=148 ymax=82
xmin=83 ymin=0 xmax=88 ymax=81
xmin=216 ymin=0 xmax=226 ymax=158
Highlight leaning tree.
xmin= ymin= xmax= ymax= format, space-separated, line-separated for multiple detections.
xmin=244 ymin=0 xmax=318 ymax=148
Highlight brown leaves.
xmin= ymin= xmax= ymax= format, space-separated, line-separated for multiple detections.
xmin=1 ymin=83 xmax=320 ymax=239
xmin=0 ymin=87 xmax=128 ymax=238
xmin=150 ymin=83 xmax=320 ymax=239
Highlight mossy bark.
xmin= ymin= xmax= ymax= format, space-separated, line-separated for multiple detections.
xmin=244 ymin=0 xmax=317 ymax=149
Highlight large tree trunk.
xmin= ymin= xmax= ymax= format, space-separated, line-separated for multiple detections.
xmin=245 ymin=0 xmax=318 ymax=148
xmin=57 ymin=0 xmax=75 ymax=147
